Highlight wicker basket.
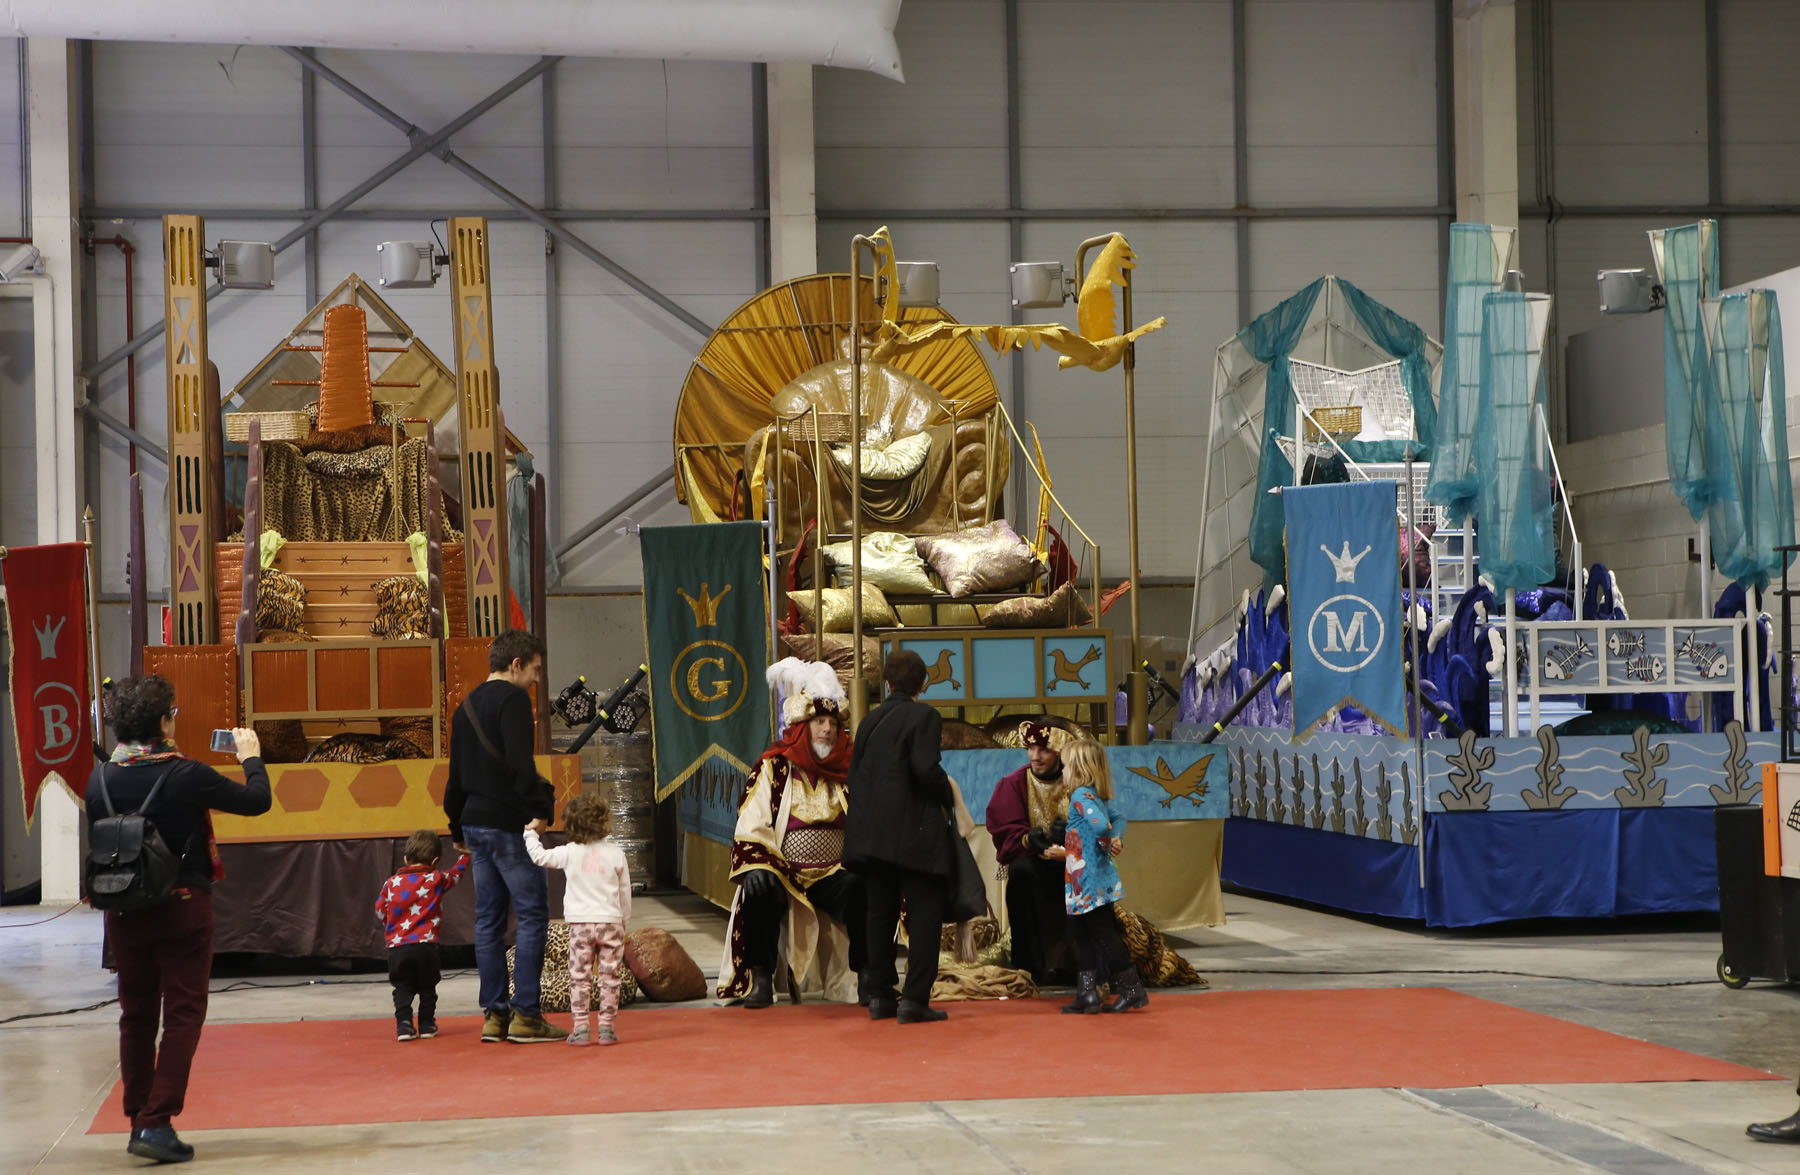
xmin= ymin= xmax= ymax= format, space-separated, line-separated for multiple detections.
xmin=790 ymin=412 xmax=864 ymax=443
xmin=225 ymin=410 xmax=311 ymax=443
xmin=1303 ymin=405 xmax=1362 ymax=442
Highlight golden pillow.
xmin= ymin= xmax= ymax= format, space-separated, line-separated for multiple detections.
xmin=914 ymin=521 xmax=1040 ymax=598
xmin=820 ymin=531 xmax=939 ymax=596
xmin=830 ymin=431 xmax=932 ymax=479
xmin=787 ymin=584 xmax=899 ymax=633
xmin=980 ymin=580 xmax=1093 ymax=629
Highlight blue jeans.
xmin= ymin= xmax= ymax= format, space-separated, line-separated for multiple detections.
xmin=463 ymin=825 xmax=548 ymax=1017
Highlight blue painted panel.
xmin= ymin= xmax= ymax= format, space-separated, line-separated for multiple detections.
xmin=895 ymin=637 xmax=966 ymax=702
xmin=970 ymin=637 xmax=1034 ymax=700
xmin=1671 ymin=625 xmax=1735 ymax=686
xmin=1042 ymin=634 xmax=1109 ymax=700
xmin=947 ymin=742 xmax=1227 ymax=823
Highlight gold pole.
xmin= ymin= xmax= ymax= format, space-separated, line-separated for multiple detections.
xmin=847 ymin=235 xmax=875 ymax=730
xmin=1076 ymin=234 xmax=1148 ymax=745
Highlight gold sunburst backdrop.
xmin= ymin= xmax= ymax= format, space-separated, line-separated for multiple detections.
xmin=673 ymin=273 xmax=1000 ymax=521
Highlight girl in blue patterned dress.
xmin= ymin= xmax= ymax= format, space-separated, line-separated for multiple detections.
xmin=1059 ymin=740 xmax=1148 ymax=1014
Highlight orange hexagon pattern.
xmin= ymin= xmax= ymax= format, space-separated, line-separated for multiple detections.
xmin=348 ymin=765 xmax=408 ymax=809
xmin=273 ymin=769 xmax=331 ymax=814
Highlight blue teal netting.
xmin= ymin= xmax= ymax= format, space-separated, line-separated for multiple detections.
xmin=1702 ymin=289 xmax=1793 ymax=589
xmin=1427 ymin=224 xmax=1512 ymax=526
xmin=1660 ymin=222 xmax=1720 ymax=519
xmin=1337 ymin=277 xmax=1437 ymax=452
xmin=1246 ymin=278 xmax=1325 ymax=588
xmin=1472 ymin=292 xmax=1554 ymax=591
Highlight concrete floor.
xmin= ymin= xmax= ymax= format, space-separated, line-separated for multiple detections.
xmin=4 ymin=890 xmax=1798 ymax=1174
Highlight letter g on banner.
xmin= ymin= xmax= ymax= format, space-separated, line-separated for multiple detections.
xmin=671 ymin=640 xmax=749 ymax=722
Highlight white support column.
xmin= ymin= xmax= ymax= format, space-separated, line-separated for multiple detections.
xmin=28 ymin=38 xmax=85 ymax=903
xmin=1452 ymin=0 xmax=1520 ymax=230
xmin=766 ymin=63 xmax=817 ymax=283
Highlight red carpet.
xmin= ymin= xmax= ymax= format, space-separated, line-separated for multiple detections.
xmin=89 ymin=988 xmax=1779 ymax=1133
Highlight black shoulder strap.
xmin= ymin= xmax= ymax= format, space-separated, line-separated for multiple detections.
xmin=459 ymin=696 xmax=505 ymax=765
xmin=97 ymin=763 xmax=172 ymax=819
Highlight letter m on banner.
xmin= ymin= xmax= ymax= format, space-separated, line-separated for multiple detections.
xmin=2 ymin=544 xmax=97 ymax=827
xmin=640 ymin=523 xmax=771 ymax=802
xmin=1284 ymin=482 xmax=1408 ymax=741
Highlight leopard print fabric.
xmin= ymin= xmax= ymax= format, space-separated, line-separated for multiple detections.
xmin=507 ymin=919 xmax=639 ymax=1012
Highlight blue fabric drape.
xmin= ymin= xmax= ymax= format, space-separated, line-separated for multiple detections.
xmin=1660 ymin=222 xmax=1721 ymax=519
xmin=1473 ymin=292 xmax=1555 ymax=591
xmin=1337 ymin=277 xmax=1437 ymax=451
xmin=1247 ymin=278 xmax=1326 ymax=589
xmin=1703 ymin=290 xmax=1794 ymax=589
xmin=1427 ymin=225 xmax=1512 ymax=526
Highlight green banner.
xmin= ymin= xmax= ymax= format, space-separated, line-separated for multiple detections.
xmin=641 ymin=522 xmax=770 ymax=801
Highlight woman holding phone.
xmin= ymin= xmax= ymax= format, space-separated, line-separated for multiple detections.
xmin=85 ymin=675 xmax=271 ymax=1164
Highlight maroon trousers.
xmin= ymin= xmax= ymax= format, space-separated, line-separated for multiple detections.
xmin=108 ymin=889 xmax=214 ymax=1132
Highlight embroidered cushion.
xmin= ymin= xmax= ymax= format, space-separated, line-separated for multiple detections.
xmin=979 ymin=580 xmax=1092 ymax=629
xmin=819 ymin=530 xmax=938 ymax=595
xmin=915 ymin=521 xmax=1040 ymax=598
xmin=786 ymin=584 xmax=899 ymax=633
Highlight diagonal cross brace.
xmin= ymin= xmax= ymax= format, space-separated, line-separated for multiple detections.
xmin=82 ymin=53 xmax=560 ymax=383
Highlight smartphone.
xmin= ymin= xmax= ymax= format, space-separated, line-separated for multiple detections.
xmin=210 ymin=729 xmax=237 ymax=753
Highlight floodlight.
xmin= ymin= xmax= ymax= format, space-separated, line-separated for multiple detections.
xmin=893 ymin=261 xmax=940 ymax=307
xmin=0 ymin=243 xmax=41 ymax=282
xmin=1009 ymin=261 xmax=1068 ymax=309
xmin=377 ymin=240 xmax=442 ymax=289
xmin=209 ymin=241 xmax=275 ymax=290
xmin=1502 ymin=269 xmax=1526 ymax=293
xmin=1597 ymin=268 xmax=1664 ymax=314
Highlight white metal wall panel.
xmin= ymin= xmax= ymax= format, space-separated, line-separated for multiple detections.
xmin=1719 ymin=0 xmax=1800 ymax=205
xmin=553 ymin=58 xmax=755 ymax=211
xmin=1547 ymin=0 xmax=1706 ymax=208
xmin=92 ymin=43 xmax=301 ymax=208
xmin=1016 ymin=0 xmax=1235 ymax=210
xmin=312 ymin=50 xmax=544 ymax=211
xmin=0 ymin=41 xmax=21 ymax=237
xmin=1244 ymin=0 xmax=1439 ymax=208
xmin=814 ymin=0 xmax=1008 ymax=210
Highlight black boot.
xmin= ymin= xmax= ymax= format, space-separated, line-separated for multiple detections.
xmin=1103 ymin=966 xmax=1149 ymax=1013
xmin=1061 ymin=971 xmax=1102 ymax=1014
xmin=744 ymin=968 xmax=774 ymax=1009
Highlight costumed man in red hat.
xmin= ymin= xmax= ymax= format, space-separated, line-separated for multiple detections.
xmin=718 ymin=658 xmax=868 ymax=1008
xmin=986 ymin=721 xmax=1083 ymax=985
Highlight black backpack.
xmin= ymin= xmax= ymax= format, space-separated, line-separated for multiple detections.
xmin=85 ymin=765 xmax=182 ymax=913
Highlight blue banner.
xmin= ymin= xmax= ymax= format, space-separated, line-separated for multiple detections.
xmin=1285 ymin=481 xmax=1407 ymax=739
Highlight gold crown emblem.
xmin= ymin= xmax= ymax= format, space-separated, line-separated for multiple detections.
xmin=677 ymin=582 xmax=732 ymax=627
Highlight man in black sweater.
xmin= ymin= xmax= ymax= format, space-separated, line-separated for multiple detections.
xmin=443 ymin=629 xmax=566 ymax=1043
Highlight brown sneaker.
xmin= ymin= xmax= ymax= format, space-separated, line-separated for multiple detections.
xmin=506 ymin=1013 xmax=569 ymax=1043
xmin=480 ymin=1009 xmax=510 ymax=1043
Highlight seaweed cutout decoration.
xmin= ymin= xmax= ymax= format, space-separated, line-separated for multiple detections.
xmin=1709 ymin=720 xmax=1758 ymax=805
xmin=1438 ymin=729 xmax=1495 ymax=811
xmin=1290 ymin=753 xmax=1306 ymax=827
xmin=1400 ymin=761 xmax=1419 ymax=845
xmin=1521 ymin=725 xmax=1575 ymax=810
xmin=1614 ymin=725 xmax=1669 ymax=808
xmin=1374 ymin=763 xmax=1394 ymax=842
xmin=1350 ymin=760 xmax=1370 ymax=837
xmin=1252 ymin=748 xmax=1270 ymax=821
xmin=1328 ymin=761 xmax=1347 ymax=833
xmin=1268 ymin=752 xmax=1287 ymax=825
xmin=1309 ymin=755 xmax=1325 ymax=830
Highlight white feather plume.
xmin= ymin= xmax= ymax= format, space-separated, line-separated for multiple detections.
xmin=1268 ymin=583 xmax=1287 ymax=612
xmin=1275 ymin=671 xmax=1292 ymax=698
xmin=1427 ymin=616 xmax=1453 ymax=653
xmin=1485 ymin=628 xmax=1505 ymax=675
xmin=766 ymin=656 xmax=846 ymax=725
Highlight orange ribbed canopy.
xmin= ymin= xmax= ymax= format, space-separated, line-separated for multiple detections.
xmin=316 ymin=304 xmax=375 ymax=432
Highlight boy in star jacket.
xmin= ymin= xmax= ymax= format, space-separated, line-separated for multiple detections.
xmin=376 ymin=829 xmax=471 ymax=1040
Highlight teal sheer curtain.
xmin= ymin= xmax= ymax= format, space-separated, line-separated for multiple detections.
xmin=1337 ymin=276 xmax=1436 ymax=451
xmin=1247 ymin=277 xmax=1326 ymax=588
xmin=1427 ymin=224 xmax=1512 ymax=526
xmin=1473 ymin=292 xmax=1555 ymax=592
xmin=1703 ymin=289 xmax=1793 ymax=589
xmin=1659 ymin=221 xmax=1720 ymax=520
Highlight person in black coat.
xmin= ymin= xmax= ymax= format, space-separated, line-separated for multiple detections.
xmin=845 ymin=648 xmax=956 ymax=1023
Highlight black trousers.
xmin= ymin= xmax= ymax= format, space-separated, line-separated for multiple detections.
xmin=1005 ymin=852 xmax=1075 ymax=981
xmin=863 ymin=864 xmax=947 ymax=1006
xmin=1067 ymin=904 xmax=1130 ymax=977
xmin=739 ymin=870 xmax=868 ymax=975
xmin=388 ymin=942 xmax=442 ymax=1021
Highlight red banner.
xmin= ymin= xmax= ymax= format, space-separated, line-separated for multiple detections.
xmin=3 ymin=543 xmax=94 ymax=827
